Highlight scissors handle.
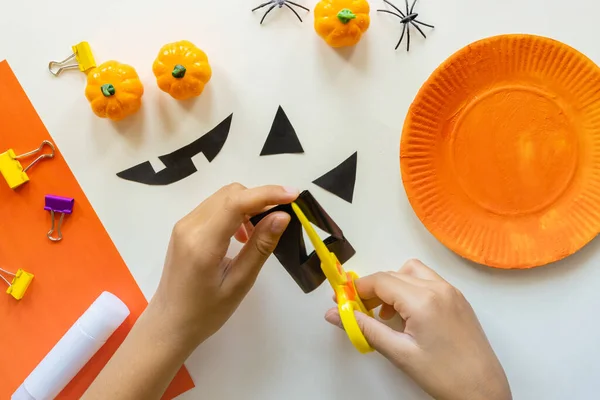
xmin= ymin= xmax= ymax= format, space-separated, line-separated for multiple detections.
xmin=335 ymin=271 xmax=374 ymax=354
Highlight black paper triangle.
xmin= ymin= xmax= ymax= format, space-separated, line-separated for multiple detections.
xmin=312 ymin=152 xmax=357 ymax=203
xmin=260 ymin=106 xmax=304 ymax=156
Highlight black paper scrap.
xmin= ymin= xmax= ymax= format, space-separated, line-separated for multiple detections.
xmin=250 ymin=190 xmax=355 ymax=293
xmin=117 ymin=114 xmax=233 ymax=185
xmin=260 ymin=106 xmax=304 ymax=156
xmin=312 ymin=152 xmax=357 ymax=203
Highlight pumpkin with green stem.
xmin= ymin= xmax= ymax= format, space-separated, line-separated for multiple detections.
xmin=315 ymin=0 xmax=371 ymax=47
xmin=85 ymin=61 xmax=144 ymax=121
xmin=153 ymin=40 xmax=212 ymax=100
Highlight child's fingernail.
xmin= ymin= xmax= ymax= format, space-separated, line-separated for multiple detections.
xmin=283 ymin=186 xmax=299 ymax=196
xmin=271 ymin=214 xmax=289 ymax=234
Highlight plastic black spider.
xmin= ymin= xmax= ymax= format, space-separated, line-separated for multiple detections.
xmin=252 ymin=0 xmax=310 ymax=24
xmin=378 ymin=0 xmax=434 ymax=51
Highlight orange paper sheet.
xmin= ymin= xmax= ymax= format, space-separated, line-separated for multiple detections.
xmin=0 ymin=61 xmax=195 ymax=398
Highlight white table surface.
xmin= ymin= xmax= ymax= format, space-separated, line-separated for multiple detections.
xmin=2 ymin=1 xmax=600 ymax=399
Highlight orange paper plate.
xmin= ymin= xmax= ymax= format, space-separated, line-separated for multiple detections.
xmin=401 ymin=34 xmax=600 ymax=269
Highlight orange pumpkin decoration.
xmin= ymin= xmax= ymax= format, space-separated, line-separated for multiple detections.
xmin=314 ymin=0 xmax=370 ymax=48
xmin=85 ymin=61 xmax=144 ymax=121
xmin=153 ymin=40 xmax=212 ymax=100
xmin=401 ymin=34 xmax=600 ymax=269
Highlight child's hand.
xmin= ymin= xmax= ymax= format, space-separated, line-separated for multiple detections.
xmin=325 ymin=259 xmax=512 ymax=400
xmin=150 ymin=183 xmax=298 ymax=349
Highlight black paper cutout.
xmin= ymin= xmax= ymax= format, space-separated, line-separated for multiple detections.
xmin=117 ymin=114 xmax=233 ymax=186
xmin=260 ymin=106 xmax=304 ymax=156
xmin=250 ymin=190 xmax=355 ymax=293
xmin=312 ymin=152 xmax=357 ymax=203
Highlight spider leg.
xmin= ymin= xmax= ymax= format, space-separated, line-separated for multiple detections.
xmin=395 ymin=24 xmax=407 ymax=50
xmin=410 ymin=21 xmax=427 ymax=38
xmin=407 ymin=24 xmax=411 ymax=51
xmin=404 ymin=0 xmax=410 ymax=15
xmin=377 ymin=9 xmax=405 ymax=19
xmin=414 ymin=19 xmax=435 ymax=28
xmin=252 ymin=0 xmax=274 ymax=12
xmin=284 ymin=3 xmax=303 ymax=22
xmin=383 ymin=0 xmax=406 ymax=17
xmin=286 ymin=1 xmax=310 ymax=12
xmin=260 ymin=4 xmax=278 ymax=24
xmin=410 ymin=0 xmax=418 ymax=14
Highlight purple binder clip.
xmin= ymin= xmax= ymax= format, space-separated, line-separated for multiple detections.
xmin=44 ymin=195 xmax=74 ymax=242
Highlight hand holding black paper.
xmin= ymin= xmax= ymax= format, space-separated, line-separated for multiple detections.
xmin=250 ymin=190 xmax=355 ymax=293
xmin=84 ymin=184 xmax=299 ymax=399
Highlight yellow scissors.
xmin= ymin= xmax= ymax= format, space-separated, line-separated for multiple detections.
xmin=291 ymin=202 xmax=374 ymax=354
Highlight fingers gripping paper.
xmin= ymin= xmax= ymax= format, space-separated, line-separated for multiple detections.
xmin=250 ymin=191 xmax=356 ymax=293
xmin=0 ymin=61 xmax=195 ymax=399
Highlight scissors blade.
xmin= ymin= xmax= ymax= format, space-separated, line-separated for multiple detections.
xmin=291 ymin=202 xmax=330 ymax=261
xmin=291 ymin=202 xmax=346 ymax=287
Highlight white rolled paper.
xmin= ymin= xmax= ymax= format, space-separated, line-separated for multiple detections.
xmin=12 ymin=291 xmax=130 ymax=400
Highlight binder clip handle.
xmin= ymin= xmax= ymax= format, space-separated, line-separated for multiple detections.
xmin=15 ymin=140 xmax=55 ymax=173
xmin=44 ymin=195 xmax=75 ymax=242
xmin=49 ymin=54 xmax=78 ymax=76
xmin=49 ymin=42 xmax=96 ymax=76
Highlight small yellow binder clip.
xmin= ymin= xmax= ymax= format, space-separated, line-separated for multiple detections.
xmin=48 ymin=42 xmax=96 ymax=76
xmin=0 ymin=267 xmax=34 ymax=300
xmin=0 ymin=140 xmax=55 ymax=189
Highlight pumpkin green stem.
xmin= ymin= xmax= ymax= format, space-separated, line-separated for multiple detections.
xmin=172 ymin=64 xmax=187 ymax=78
xmin=337 ymin=9 xmax=356 ymax=24
xmin=100 ymin=84 xmax=116 ymax=97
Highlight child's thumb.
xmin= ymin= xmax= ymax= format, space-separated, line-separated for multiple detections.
xmin=227 ymin=212 xmax=290 ymax=287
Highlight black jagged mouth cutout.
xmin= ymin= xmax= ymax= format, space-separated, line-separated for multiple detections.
xmin=252 ymin=1 xmax=310 ymax=24
xmin=250 ymin=190 xmax=356 ymax=293
xmin=116 ymin=114 xmax=233 ymax=186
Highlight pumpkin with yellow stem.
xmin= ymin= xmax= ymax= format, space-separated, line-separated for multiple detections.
xmin=314 ymin=0 xmax=370 ymax=47
xmin=85 ymin=61 xmax=144 ymax=121
xmin=153 ymin=40 xmax=212 ymax=100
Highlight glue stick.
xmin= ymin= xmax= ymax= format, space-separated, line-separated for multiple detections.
xmin=12 ymin=292 xmax=130 ymax=400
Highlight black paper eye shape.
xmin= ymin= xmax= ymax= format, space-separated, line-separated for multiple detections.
xmin=313 ymin=152 xmax=357 ymax=203
xmin=260 ymin=106 xmax=304 ymax=156
xmin=250 ymin=190 xmax=355 ymax=293
xmin=116 ymin=114 xmax=233 ymax=186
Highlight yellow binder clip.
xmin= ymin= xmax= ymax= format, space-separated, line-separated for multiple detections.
xmin=0 ymin=140 xmax=55 ymax=189
xmin=291 ymin=202 xmax=374 ymax=354
xmin=48 ymin=42 xmax=96 ymax=76
xmin=0 ymin=267 xmax=34 ymax=300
